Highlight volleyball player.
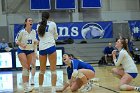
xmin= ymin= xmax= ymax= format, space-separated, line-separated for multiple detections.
xmin=56 ymin=54 xmax=95 ymax=92
xmin=15 ymin=17 xmax=38 ymax=92
xmin=37 ymin=12 xmax=58 ymax=93
xmin=112 ymin=38 xmax=140 ymax=92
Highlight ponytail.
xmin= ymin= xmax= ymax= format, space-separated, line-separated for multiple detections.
xmin=38 ymin=17 xmax=47 ymax=37
xmin=38 ymin=12 xmax=50 ymax=37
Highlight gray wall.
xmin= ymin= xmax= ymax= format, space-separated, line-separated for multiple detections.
xmin=0 ymin=0 xmax=140 ymax=42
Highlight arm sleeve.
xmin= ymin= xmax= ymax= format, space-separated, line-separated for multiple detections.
xmin=72 ymin=60 xmax=79 ymax=70
xmin=114 ymin=51 xmax=125 ymax=66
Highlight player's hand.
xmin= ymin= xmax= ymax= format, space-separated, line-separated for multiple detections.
xmin=112 ymin=50 xmax=117 ymax=55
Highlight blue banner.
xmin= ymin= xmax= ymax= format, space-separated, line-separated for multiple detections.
xmin=81 ymin=0 xmax=102 ymax=8
xmin=30 ymin=0 xmax=51 ymax=10
xmin=55 ymin=0 xmax=76 ymax=9
xmin=128 ymin=20 xmax=140 ymax=38
xmin=14 ymin=22 xmax=113 ymax=40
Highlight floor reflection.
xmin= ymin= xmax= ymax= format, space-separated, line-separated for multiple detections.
xmin=0 ymin=70 xmax=64 ymax=93
xmin=0 ymin=72 xmax=13 ymax=92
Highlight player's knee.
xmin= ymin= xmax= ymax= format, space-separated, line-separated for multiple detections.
xmin=120 ymin=84 xmax=128 ymax=91
xmin=22 ymin=68 xmax=29 ymax=76
xmin=72 ymin=70 xmax=85 ymax=78
xmin=51 ymin=70 xmax=56 ymax=75
xmin=39 ymin=71 xmax=45 ymax=75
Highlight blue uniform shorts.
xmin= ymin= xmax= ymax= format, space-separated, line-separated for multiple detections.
xmin=17 ymin=48 xmax=34 ymax=55
xmin=39 ymin=46 xmax=56 ymax=55
xmin=128 ymin=73 xmax=138 ymax=78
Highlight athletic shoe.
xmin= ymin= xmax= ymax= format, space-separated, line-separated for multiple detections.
xmin=24 ymin=87 xmax=33 ymax=93
xmin=135 ymin=87 xmax=140 ymax=92
xmin=23 ymin=83 xmax=34 ymax=93
xmin=80 ymin=84 xmax=92 ymax=92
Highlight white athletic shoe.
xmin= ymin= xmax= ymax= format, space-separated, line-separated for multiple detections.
xmin=24 ymin=87 xmax=33 ymax=93
xmin=23 ymin=82 xmax=34 ymax=93
xmin=80 ymin=84 xmax=92 ymax=92
xmin=39 ymin=86 xmax=43 ymax=93
xmin=135 ymin=87 xmax=140 ymax=92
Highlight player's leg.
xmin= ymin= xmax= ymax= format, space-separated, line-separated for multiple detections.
xmin=71 ymin=69 xmax=95 ymax=92
xmin=18 ymin=53 xmax=28 ymax=83
xmin=30 ymin=52 xmax=36 ymax=85
xmin=18 ymin=52 xmax=33 ymax=92
xmin=78 ymin=69 xmax=95 ymax=84
xmin=111 ymin=68 xmax=125 ymax=79
xmin=70 ymin=78 xmax=83 ymax=92
xmin=48 ymin=51 xmax=57 ymax=92
xmin=38 ymin=54 xmax=47 ymax=92
xmin=119 ymin=73 xmax=140 ymax=91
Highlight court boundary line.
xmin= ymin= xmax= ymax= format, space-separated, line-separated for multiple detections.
xmin=93 ymin=83 xmax=120 ymax=93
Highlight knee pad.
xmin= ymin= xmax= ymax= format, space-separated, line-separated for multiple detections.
xmin=51 ymin=71 xmax=56 ymax=75
xmin=22 ymin=68 xmax=29 ymax=76
xmin=72 ymin=70 xmax=85 ymax=78
xmin=120 ymin=84 xmax=128 ymax=91
xmin=39 ymin=71 xmax=45 ymax=75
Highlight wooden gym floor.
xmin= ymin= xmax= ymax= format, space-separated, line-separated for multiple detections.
xmin=0 ymin=64 xmax=140 ymax=93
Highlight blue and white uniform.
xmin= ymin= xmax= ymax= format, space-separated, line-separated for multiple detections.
xmin=37 ymin=21 xmax=58 ymax=55
xmin=114 ymin=49 xmax=138 ymax=78
xmin=15 ymin=29 xmax=37 ymax=55
xmin=67 ymin=59 xmax=95 ymax=79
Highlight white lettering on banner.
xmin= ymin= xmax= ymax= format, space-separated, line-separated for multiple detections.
xmin=71 ymin=27 xmax=79 ymax=36
xmin=58 ymin=27 xmax=79 ymax=37
xmin=58 ymin=27 xmax=70 ymax=36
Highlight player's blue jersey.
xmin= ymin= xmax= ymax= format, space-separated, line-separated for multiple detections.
xmin=67 ymin=59 xmax=95 ymax=79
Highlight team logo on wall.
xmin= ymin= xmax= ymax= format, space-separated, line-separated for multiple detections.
xmin=81 ymin=23 xmax=104 ymax=39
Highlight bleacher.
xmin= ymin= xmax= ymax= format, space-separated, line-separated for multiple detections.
xmin=57 ymin=38 xmax=116 ymax=64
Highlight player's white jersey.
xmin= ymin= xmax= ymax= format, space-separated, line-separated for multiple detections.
xmin=114 ymin=49 xmax=138 ymax=73
xmin=37 ymin=21 xmax=58 ymax=50
xmin=15 ymin=29 xmax=37 ymax=50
